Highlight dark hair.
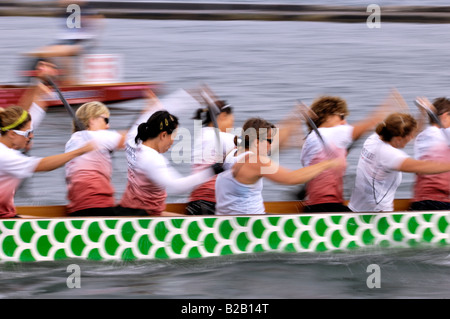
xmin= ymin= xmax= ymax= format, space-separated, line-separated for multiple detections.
xmin=235 ymin=117 xmax=276 ymax=149
xmin=431 ymin=97 xmax=450 ymax=124
xmin=375 ymin=113 xmax=417 ymax=142
xmin=135 ymin=110 xmax=179 ymax=144
xmin=193 ymin=100 xmax=233 ymax=126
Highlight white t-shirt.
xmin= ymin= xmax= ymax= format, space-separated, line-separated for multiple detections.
xmin=134 ymin=145 xmax=213 ymax=194
xmin=301 ymin=124 xmax=354 ymax=167
xmin=0 ymin=141 xmax=41 ymax=218
xmin=0 ymin=103 xmax=46 ymax=217
xmin=412 ymin=126 xmax=450 ymax=203
xmin=188 ymin=126 xmax=236 ymax=203
xmin=29 ymin=103 xmax=46 ymax=130
xmin=414 ymin=126 xmax=450 ymax=159
xmin=191 ymin=127 xmax=236 ymax=169
xmin=349 ymin=133 xmax=409 ymax=212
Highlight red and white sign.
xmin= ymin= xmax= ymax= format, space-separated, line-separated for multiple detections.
xmin=80 ymin=54 xmax=123 ymax=84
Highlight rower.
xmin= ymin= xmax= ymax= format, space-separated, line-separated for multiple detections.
xmin=0 ymin=105 xmax=94 ymax=218
xmin=117 ymin=89 xmax=225 ymax=217
xmin=215 ymin=117 xmax=343 ymax=215
xmin=23 ymin=0 xmax=103 ymax=85
xmin=186 ymin=94 xmax=235 ymax=216
xmin=64 ymin=101 xmax=128 ymax=217
xmin=299 ymin=92 xmax=394 ymax=213
xmin=410 ymin=97 xmax=450 ymax=211
xmin=349 ymin=112 xmax=450 ymax=212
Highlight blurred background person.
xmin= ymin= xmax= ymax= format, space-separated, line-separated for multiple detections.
xmin=24 ymin=0 xmax=104 ymax=85
xmin=186 ymin=97 xmax=235 ymax=215
xmin=410 ymin=97 xmax=450 ymax=211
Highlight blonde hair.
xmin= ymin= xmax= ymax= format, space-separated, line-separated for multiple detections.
xmin=0 ymin=106 xmax=31 ymax=135
xmin=375 ymin=113 xmax=417 ymax=142
xmin=74 ymin=101 xmax=110 ymax=132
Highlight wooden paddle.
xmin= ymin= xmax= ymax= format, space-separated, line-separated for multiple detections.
xmin=414 ymin=98 xmax=444 ymax=128
xmin=296 ymin=100 xmax=335 ymax=158
xmin=414 ymin=97 xmax=450 ymax=145
xmin=200 ymin=85 xmax=223 ymax=162
xmin=44 ymin=76 xmax=85 ymax=131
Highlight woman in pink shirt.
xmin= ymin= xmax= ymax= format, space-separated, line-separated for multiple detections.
xmin=300 ymin=94 xmax=391 ymax=212
xmin=65 ymin=101 xmax=127 ymax=216
xmin=410 ymin=97 xmax=450 ymax=210
xmin=118 ymin=110 xmax=221 ymax=216
xmin=0 ymin=106 xmax=93 ymax=218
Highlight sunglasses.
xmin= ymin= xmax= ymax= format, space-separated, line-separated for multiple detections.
xmin=12 ymin=129 xmax=34 ymax=138
xmin=259 ymin=138 xmax=272 ymax=144
xmin=99 ymin=116 xmax=110 ymax=124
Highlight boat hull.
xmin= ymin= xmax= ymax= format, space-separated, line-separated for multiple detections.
xmin=0 ymin=82 xmax=163 ymax=108
xmin=1 ymin=204 xmax=449 ymax=263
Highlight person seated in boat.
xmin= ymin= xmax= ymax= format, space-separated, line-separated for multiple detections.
xmin=409 ymin=97 xmax=450 ymax=211
xmin=214 ymin=117 xmax=343 ymax=215
xmin=186 ymin=95 xmax=307 ymax=215
xmin=117 ymin=109 xmax=224 ymax=217
xmin=299 ymin=93 xmax=394 ymax=213
xmin=185 ymin=97 xmax=236 ymax=215
xmin=348 ymin=112 xmax=450 ymax=213
xmin=24 ymin=0 xmax=103 ymax=85
xmin=0 ymin=105 xmax=94 ymax=218
xmin=64 ymin=101 xmax=128 ymax=217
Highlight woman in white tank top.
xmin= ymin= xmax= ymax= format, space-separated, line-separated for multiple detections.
xmin=215 ymin=117 xmax=343 ymax=215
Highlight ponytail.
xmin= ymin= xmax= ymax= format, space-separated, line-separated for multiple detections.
xmin=192 ymin=100 xmax=233 ymax=126
xmin=135 ymin=110 xmax=179 ymax=144
xmin=376 ymin=113 xmax=417 ymax=142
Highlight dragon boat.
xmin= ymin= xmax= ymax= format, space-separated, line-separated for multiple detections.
xmin=1 ymin=199 xmax=449 ymax=263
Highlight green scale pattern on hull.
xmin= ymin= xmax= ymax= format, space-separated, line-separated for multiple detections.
xmin=0 ymin=212 xmax=449 ymax=262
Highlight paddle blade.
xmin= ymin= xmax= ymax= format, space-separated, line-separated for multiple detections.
xmin=414 ymin=98 xmax=443 ymax=128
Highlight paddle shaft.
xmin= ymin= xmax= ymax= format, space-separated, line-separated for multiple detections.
xmin=414 ymin=100 xmax=450 ymax=145
xmin=201 ymin=89 xmax=222 ymax=161
xmin=297 ymin=101 xmax=335 ymax=158
xmin=45 ymin=77 xmax=85 ymax=131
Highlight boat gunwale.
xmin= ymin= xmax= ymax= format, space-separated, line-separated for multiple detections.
xmin=12 ymin=199 xmax=423 ymax=220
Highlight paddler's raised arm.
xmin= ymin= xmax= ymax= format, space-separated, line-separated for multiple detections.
xmin=17 ymin=61 xmax=58 ymax=112
xmin=127 ymin=88 xmax=205 ymax=145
